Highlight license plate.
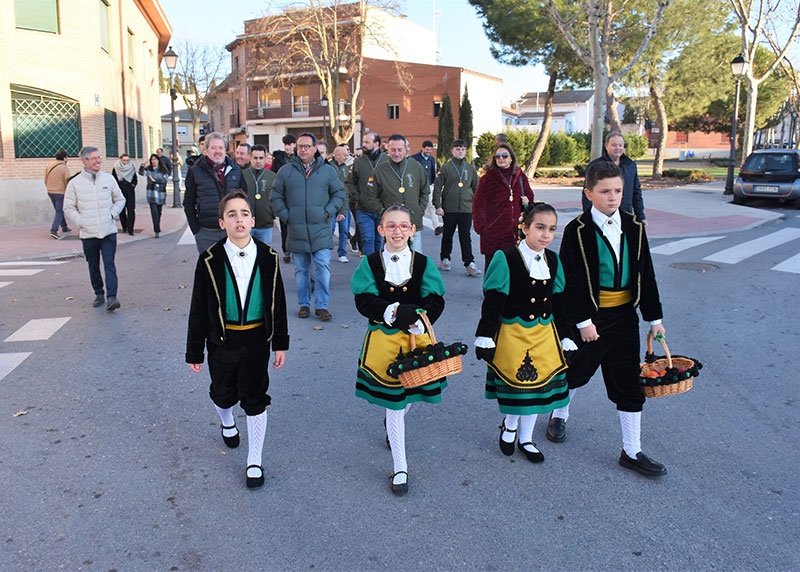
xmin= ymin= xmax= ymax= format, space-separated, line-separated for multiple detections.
xmin=754 ymin=185 xmax=780 ymax=193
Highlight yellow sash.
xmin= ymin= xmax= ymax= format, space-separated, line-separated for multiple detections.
xmin=488 ymin=319 xmax=567 ymax=389
xmin=360 ymin=325 xmax=433 ymax=387
xmin=599 ymin=289 xmax=632 ymax=308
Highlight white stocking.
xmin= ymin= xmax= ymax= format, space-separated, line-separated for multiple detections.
xmin=618 ymin=411 xmax=642 ymax=458
xmin=518 ymin=414 xmax=538 ymax=445
xmin=385 ymin=409 xmax=407 ymax=484
xmin=246 ymin=411 xmax=268 ymax=476
xmin=501 ymin=414 xmax=519 ymax=444
xmin=550 ymin=388 xmax=578 ymax=420
xmin=215 ymin=405 xmax=237 ymax=437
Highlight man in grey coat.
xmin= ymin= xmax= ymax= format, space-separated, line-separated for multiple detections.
xmin=270 ymin=132 xmax=345 ymax=321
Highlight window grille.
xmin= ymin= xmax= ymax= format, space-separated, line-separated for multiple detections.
xmin=104 ymin=109 xmax=118 ymax=158
xmin=11 ymin=85 xmax=81 ymax=158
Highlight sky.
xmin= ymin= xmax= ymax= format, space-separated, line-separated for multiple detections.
xmin=157 ymin=0 xmax=548 ymax=104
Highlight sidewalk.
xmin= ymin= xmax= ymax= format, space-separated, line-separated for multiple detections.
xmin=0 ymin=182 xmax=785 ymax=262
xmin=0 ymin=200 xmax=189 ymax=262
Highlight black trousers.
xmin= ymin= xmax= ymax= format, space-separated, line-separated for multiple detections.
xmin=118 ymin=187 xmax=136 ymax=233
xmin=148 ymin=202 xmax=163 ymax=233
xmin=207 ymin=326 xmax=271 ymax=416
xmin=565 ymin=304 xmax=644 ymax=412
xmin=440 ymin=212 xmax=475 ymax=266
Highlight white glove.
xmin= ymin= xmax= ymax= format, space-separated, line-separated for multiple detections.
xmin=561 ymin=338 xmax=578 ymax=351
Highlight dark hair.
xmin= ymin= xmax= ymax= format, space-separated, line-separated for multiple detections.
xmin=380 ymin=204 xmax=413 ymax=223
xmin=585 ymin=160 xmax=622 ymax=190
xmin=251 ymin=144 xmax=267 ymax=155
xmin=237 ymin=142 xmax=252 ymax=152
xmin=605 ymin=131 xmax=624 ymax=144
xmin=489 ymin=143 xmax=517 ymax=171
xmin=422 ymin=140 xmax=434 ymax=148
xmin=495 ymin=133 xmax=508 ymax=144
xmin=387 ymin=133 xmax=406 ymax=144
xmin=198 ymin=135 xmax=206 ymax=144
xmin=282 ymin=133 xmax=297 ymax=145
xmin=55 ymin=149 xmax=68 ymax=161
xmin=368 ymin=132 xmax=381 ymax=145
xmin=518 ymin=203 xmax=557 ymax=240
xmin=452 ymin=139 xmax=467 ymax=148
xmin=148 ymin=153 xmax=169 ymax=174
xmin=218 ymin=189 xmax=249 ymax=220
xmin=297 ymin=132 xmax=317 ymax=145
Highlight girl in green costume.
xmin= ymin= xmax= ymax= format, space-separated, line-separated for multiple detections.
xmin=351 ymin=205 xmax=446 ymax=495
xmin=475 ymin=203 xmax=576 ymax=463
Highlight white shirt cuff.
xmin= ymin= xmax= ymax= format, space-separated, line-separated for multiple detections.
xmin=474 ymin=336 xmax=496 ymax=349
xmin=576 ymin=319 xmax=592 ymax=329
xmin=384 ymin=302 xmax=399 ymax=325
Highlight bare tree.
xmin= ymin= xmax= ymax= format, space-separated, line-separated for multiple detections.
xmin=547 ymin=0 xmax=669 ymax=159
xmin=730 ymin=0 xmax=800 ymax=156
xmin=173 ymin=40 xmax=229 ymax=145
xmin=245 ymin=0 xmax=406 ymax=145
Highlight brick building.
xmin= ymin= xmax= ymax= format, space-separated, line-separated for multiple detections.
xmin=207 ymin=6 xmax=502 ymax=157
xmin=0 ymin=0 xmax=171 ymax=226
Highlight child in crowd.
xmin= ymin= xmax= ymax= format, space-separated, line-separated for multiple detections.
xmin=350 ymin=205 xmax=447 ymax=495
xmin=555 ymin=161 xmax=667 ymax=477
xmin=186 ymin=190 xmax=289 ymax=489
xmin=475 ymin=203 xmax=575 ymax=463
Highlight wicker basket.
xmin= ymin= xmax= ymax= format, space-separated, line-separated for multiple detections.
xmin=397 ymin=312 xmax=463 ymax=389
xmin=640 ymin=333 xmax=695 ymax=398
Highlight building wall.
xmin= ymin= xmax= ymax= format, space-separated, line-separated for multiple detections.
xmin=0 ymin=0 xmax=170 ymax=226
xmin=461 ymin=70 xmax=503 ymax=147
xmin=362 ymin=8 xmax=438 ymax=66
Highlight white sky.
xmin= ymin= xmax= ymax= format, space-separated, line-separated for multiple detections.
xmin=157 ymin=0 xmax=549 ymax=104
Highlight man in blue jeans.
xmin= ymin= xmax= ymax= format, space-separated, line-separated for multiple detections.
xmin=270 ymin=132 xmax=345 ymax=321
xmin=64 ymin=146 xmax=126 ymax=311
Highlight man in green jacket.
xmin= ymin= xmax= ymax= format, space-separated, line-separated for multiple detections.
xmin=346 ymin=131 xmax=386 ymax=256
xmin=270 ymin=132 xmax=345 ymax=321
xmin=365 ymin=133 xmax=429 ymax=253
xmin=243 ymin=144 xmax=277 ymax=247
xmin=433 ymin=139 xmax=481 ymax=276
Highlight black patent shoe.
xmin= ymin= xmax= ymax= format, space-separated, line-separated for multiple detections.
xmin=498 ymin=421 xmax=517 ymax=456
xmin=221 ymin=423 xmax=240 ymax=448
xmin=517 ymin=441 xmax=545 ymax=463
xmin=546 ymin=415 xmax=566 ymax=443
xmin=390 ymin=471 xmax=408 ymax=496
xmin=618 ymin=450 xmax=667 ymax=477
xmin=246 ymin=465 xmax=264 ymax=489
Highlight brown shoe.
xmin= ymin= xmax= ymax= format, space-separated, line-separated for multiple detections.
xmin=315 ymin=308 xmax=332 ymax=321
xmin=298 ymin=306 xmax=310 ymax=318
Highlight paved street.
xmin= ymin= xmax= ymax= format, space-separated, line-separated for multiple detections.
xmin=1 ymin=183 xmax=798 ymax=570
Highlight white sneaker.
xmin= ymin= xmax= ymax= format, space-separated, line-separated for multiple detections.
xmin=338 ymin=255 xmax=349 ymax=263
xmin=465 ymin=261 xmax=482 ymax=277
xmin=440 ymin=258 xmax=451 ymax=271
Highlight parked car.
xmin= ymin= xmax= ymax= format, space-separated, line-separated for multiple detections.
xmin=733 ymin=149 xmax=800 ymax=208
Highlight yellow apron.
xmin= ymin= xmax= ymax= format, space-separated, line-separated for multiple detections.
xmin=360 ymin=325 xmax=433 ymax=388
xmin=488 ymin=319 xmax=567 ymax=389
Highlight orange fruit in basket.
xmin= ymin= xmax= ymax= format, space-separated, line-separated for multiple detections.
xmin=645 ymin=370 xmax=659 ymax=378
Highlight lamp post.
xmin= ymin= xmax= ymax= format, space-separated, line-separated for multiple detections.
xmin=163 ymin=46 xmax=181 ymax=208
xmin=320 ymin=94 xmax=329 ymax=143
xmin=724 ymin=54 xmax=748 ymax=196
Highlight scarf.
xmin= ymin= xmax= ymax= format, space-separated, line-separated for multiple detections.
xmin=115 ymin=160 xmax=136 ymax=182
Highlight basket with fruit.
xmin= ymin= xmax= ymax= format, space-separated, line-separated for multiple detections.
xmin=640 ymin=333 xmax=702 ymax=398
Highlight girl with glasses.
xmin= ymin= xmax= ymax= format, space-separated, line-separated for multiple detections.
xmin=472 ymin=142 xmax=535 ymax=271
xmin=350 ymin=204 xmax=448 ymax=496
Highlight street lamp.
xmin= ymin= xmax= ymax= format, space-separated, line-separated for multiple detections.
xmin=724 ymin=54 xmax=748 ymax=196
xmin=320 ymin=94 xmax=329 ymax=143
xmin=164 ymin=46 xmax=181 ymax=208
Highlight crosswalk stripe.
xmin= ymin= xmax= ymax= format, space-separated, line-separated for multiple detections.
xmin=703 ymin=228 xmax=800 ymax=264
xmin=178 ymin=227 xmax=196 ymax=245
xmin=0 ymin=269 xmax=44 ymax=276
xmin=0 ymin=353 xmax=32 ymax=381
xmin=4 ymin=317 xmax=71 ymax=342
xmin=772 ymin=253 xmax=800 ymax=274
xmin=0 ymin=282 xmax=11 ymax=289
xmin=0 ymin=261 xmax=68 ymax=266
xmin=651 ymin=236 xmax=725 ymax=255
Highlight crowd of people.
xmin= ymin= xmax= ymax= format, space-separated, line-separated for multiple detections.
xmin=46 ymin=130 xmax=663 ymax=495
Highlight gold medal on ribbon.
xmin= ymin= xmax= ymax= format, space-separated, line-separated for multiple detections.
xmin=399 ymin=186 xmax=405 ymax=194
xmin=255 ymin=193 xmax=261 ymax=200
xmin=458 ymin=182 xmax=464 ymax=188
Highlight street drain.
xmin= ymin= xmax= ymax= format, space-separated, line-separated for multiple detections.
xmin=670 ymin=262 xmax=719 ymax=273
xmin=50 ymin=254 xmax=84 ymax=261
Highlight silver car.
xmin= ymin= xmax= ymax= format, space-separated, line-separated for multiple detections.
xmin=733 ymin=149 xmax=800 ymax=208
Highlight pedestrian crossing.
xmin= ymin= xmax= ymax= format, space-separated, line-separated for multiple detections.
xmin=652 ymin=227 xmax=800 ymax=274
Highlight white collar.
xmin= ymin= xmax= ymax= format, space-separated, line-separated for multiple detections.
xmin=590 ymin=207 xmax=621 ymax=231
xmin=381 ymin=246 xmax=412 ymax=286
xmin=517 ymin=241 xmax=550 ymax=279
xmin=224 ymin=237 xmax=257 ymax=261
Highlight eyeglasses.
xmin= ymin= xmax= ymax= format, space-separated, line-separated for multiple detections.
xmin=297 ymin=144 xmax=313 ymax=150
xmin=495 ymin=153 xmax=510 ymax=159
xmin=382 ymin=222 xmax=413 ymax=232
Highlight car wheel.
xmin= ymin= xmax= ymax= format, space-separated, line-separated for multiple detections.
xmin=732 ymin=194 xmax=747 ymax=205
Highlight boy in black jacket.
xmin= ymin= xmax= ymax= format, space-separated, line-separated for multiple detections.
xmin=186 ymin=190 xmax=289 ymax=489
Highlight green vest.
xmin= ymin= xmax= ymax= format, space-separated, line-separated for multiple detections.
xmin=596 ymin=231 xmax=631 ymax=289
xmin=224 ymin=265 xmax=265 ymax=326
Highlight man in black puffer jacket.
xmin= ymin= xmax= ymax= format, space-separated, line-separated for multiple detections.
xmin=184 ymin=132 xmax=248 ymax=253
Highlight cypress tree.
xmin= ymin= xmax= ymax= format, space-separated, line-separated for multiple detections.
xmin=437 ymin=93 xmax=454 ymax=164
xmin=458 ymin=85 xmax=474 ymax=162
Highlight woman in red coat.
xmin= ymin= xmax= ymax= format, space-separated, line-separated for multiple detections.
xmin=472 ymin=143 xmax=535 ymax=270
